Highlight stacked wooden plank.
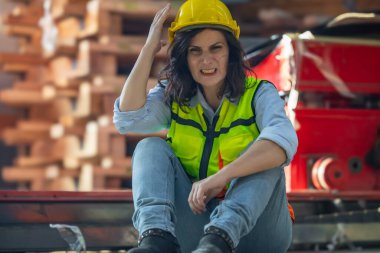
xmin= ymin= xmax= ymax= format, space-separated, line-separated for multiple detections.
xmin=0 ymin=0 xmax=175 ymax=190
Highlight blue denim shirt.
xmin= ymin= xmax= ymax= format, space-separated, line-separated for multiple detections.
xmin=113 ymin=81 xmax=298 ymax=165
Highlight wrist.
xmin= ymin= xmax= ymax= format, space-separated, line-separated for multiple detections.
xmin=219 ymin=165 xmax=234 ymax=184
xmin=141 ymin=45 xmax=157 ymax=60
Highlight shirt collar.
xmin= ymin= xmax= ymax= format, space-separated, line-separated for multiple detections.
xmin=189 ymin=86 xmax=240 ymax=108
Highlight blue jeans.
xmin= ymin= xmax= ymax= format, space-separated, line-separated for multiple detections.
xmin=132 ymin=137 xmax=292 ymax=253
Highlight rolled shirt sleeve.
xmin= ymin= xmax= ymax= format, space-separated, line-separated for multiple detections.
xmin=113 ymin=84 xmax=171 ymax=134
xmin=254 ymin=81 xmax=298 ymax=165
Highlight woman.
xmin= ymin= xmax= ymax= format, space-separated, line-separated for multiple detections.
xmin=113 ymin=1 xmax=298 ymax=252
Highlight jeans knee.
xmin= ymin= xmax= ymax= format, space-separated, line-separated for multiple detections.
xmin=134 ymin=137 xmax=168 ymax=157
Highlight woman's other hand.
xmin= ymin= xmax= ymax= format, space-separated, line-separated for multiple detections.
xmin=145 ymin=3 xmax=171 ymax=55
xmin=188 ymin=172 xmax=229 ymax=214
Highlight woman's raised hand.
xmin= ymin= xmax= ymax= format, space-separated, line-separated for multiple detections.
xmin=145 ymin=3 xmax=171 ymax=55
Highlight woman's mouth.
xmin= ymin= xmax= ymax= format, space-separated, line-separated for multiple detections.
xmin=201 ymin=68 xmax=217 ymax=74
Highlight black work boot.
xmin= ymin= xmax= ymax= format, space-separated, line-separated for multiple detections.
xmin=192 ymin=226 xmax=235 ymax=253
xmin=129 ymin=228 xmax=181 ymax=253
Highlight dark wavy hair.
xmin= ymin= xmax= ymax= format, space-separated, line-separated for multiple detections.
xmin=159 ymin=28 xmax=254 ymax=107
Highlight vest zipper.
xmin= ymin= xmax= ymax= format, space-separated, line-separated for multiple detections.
xmin=199 ymin=114 xmax=219 ymax=180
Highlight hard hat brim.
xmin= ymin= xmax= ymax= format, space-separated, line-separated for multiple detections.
xmin=168 ymin=23 xmax=240 ymax=43
xmin=176 ymin=24 xmax=235 ymax=35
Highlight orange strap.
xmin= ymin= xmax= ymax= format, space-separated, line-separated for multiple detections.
xmin=288 ymin=202 xmax=295 ymax=223
xmin=216 ymin=150 xmax=227 ymax=198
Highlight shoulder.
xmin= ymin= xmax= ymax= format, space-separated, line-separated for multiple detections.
xmin=243 ymin=78 xmax=278 ymax=98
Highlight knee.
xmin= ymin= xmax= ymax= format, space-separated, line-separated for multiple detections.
xmin=132 ymin=137 xmax=170 ymax=176
xmin=133 ymin=137 xmax=169 ymax=157
xmin=237 ymin=167 xmax=283 ymax=189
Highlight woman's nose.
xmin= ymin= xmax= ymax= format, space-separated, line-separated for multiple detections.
xmin=201 ymin=52 xmax=212 ymax=64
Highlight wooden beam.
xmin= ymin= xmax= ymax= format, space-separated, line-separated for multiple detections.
xmin=51 ymin=0 xmax=87 ymax=20
xmin=15 ymin=156 xmax=61 ymax=167
xmin=93 ymin=163 xmax=132 ymax=190
xmin=10 ymin=4 xmax=43 ymax=19
xmin=29 ymin=98 xmax=72 ymax=122
xmin=0 ymin=115 xmax=17 ymax=131
xmin=93 ymin=35 xmax=168 ymax=59
xmin=5 ymin=24 xmax=41 ymax=38
xmin=0 ymin=86 xmax=55 ymax=106
xmin=17 ymin=120 xmax=52 ymax=132
xmin=12 ymin=80 xmax=44 ymax=89
xmin=18 ymin=37 xmax=42 ymax=54
xmin=91 ymin=75 xmax=157 ymax=95
xmin=2 ymin=166 xmax=79 ymax=190
xmin=62 ymin=38 xmax=167 ymax=81
xmin=56 ymin=17 xmax=81 ymax=47
xmin=49 ymin=56 xmax=75 ymax=87
xmin=2 ymin=128 xmax=51 ymax=145
xmin=50 ymin=122 xmax=85 ymax=139
xmin=57 ymin=121 xmax=98 ymax=169
xmin=3 ymin=12 xmax=41 ymax=26
xmin=0 ymin=52 xmax=45 ymax=65
xmin=79 ymin=0 xmax=176 ymax=37
xmin=100 ymin=0 xmax=175 ymax=19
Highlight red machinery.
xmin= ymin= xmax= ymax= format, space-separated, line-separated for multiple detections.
xmin=249 ymin=14 xmax=380 ymax=192
xmin=246 ymin=13 xmax=380 ymax=250
xmin=291 ymin=37 xmax=380 ymax=191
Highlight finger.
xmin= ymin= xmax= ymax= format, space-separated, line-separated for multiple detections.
xmin=191 ymin=185 xmax=201 ymax=212
xmin=193 ymin=187 xmax=206 ymax=213
xmin=159 ymin=4 xmax=171 ymax=24
xmin=188 ymin=185 xmax=198 ymax=213
xmin=192 ymin=185 xmax=201 ymax=208
xmin=194 ymin=185 xmax=203 ymax=205
xmin=189 ymin=197 xmax=202 ymax=214
xmin=195 ymin=190 xmax=206 ymax=211
xmin=188 ymin=184 xmax=194 ymax=204
xmin=189 ymin=184 xmax=204 ymax=214
xmin=153 ymin=3 xmax=170 ymax=24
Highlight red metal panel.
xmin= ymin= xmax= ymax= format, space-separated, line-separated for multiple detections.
xmin=252 ymin=39 xmax=292 ymax=92
xmin=294 ymin=39 xmax=380 ymax=94
xmin=290 ymin=108 xmax=380 ymax=190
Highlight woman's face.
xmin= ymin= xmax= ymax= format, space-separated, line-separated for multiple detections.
xmin=187 ymin=29 xmax=229 ymax=92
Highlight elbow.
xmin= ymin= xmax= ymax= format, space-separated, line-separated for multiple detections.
xmin=290 ymin=129 xmax=299 ymax=153
xmin=115 ymin=126 xmax=128 ymax=135
xmin=285 ymin=130 xmax=298 ymax=164
xmin=113 ymin=115 xmax=129 ymax=135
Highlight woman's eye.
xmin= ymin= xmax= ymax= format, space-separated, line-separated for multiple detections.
xmin=211 ymin=45 xmax=222 ymax=51
xmin=189 ymin=48 xmax=201 ymax=55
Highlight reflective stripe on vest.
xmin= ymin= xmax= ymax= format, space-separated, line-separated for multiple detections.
xmin=167 ymin=77 xmax=262 ymax=180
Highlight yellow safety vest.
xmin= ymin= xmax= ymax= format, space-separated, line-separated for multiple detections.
xmin=167 ymin=77 xmax=262 ymax=181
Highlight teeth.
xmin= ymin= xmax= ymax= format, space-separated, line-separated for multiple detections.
xmin=201 ymin=68 xmax=216 ymax=74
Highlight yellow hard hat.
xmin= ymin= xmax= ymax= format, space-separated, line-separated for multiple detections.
xmin=168 ymin=0 xmax=240 ymax=43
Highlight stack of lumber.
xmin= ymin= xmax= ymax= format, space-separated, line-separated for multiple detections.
xmin=0 ymin=0 xmax=175 ymax=191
